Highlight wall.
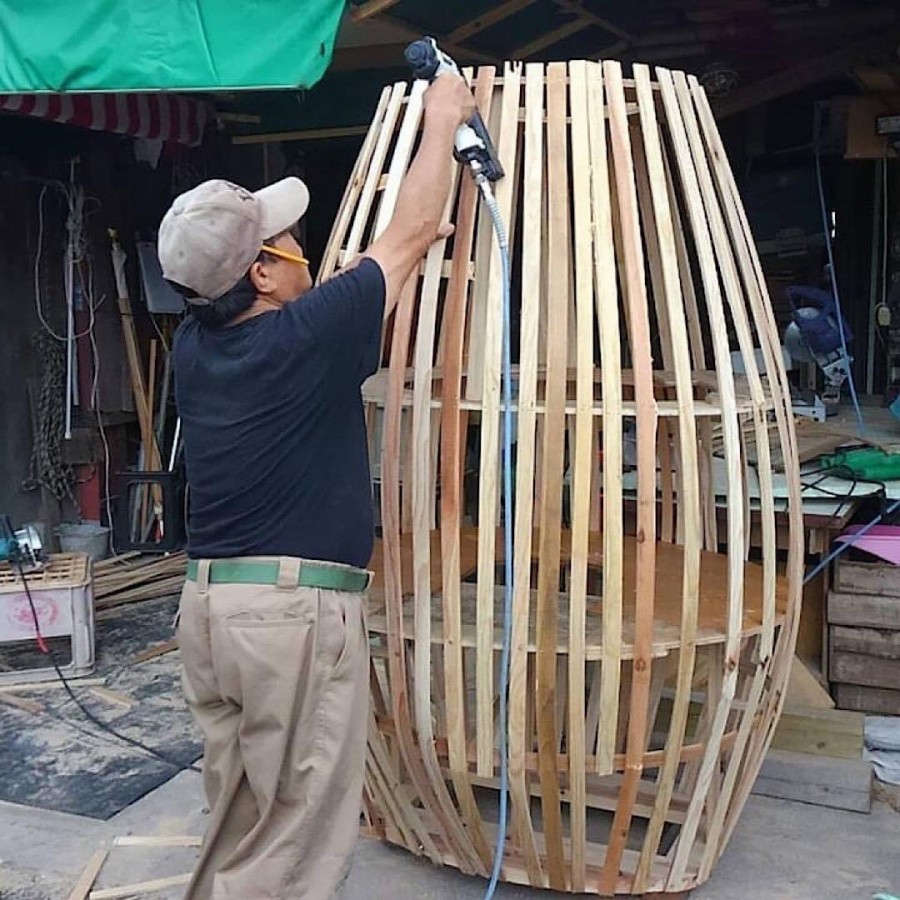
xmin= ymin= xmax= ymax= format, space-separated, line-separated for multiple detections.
xmin=727 ymin=84 xmax=896 ymax=401
xmin=0 ymin=113 xmax=213 ymax=534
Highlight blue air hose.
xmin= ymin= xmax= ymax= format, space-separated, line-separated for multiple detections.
xmin=813 ymin=119 xmax=866 ymax=436
xmin=477 ymin=178 xmax=514 ymax=900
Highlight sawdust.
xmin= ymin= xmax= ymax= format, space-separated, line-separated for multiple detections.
xmin=0 ymin=864 xmax=68 ymax=900
xmin=0 ymin=595 xmax=201 ymax=818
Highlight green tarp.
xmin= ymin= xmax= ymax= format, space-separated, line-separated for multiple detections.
xmin=0 ymin=0 xmax=347 ymax=92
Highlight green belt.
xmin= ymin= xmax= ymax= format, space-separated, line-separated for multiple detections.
xmin=186 ymin=558 xmax=370 ymax=593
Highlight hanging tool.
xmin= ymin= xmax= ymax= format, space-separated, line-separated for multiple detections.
xmin=405 ymin=39 xmax=511 ymax=899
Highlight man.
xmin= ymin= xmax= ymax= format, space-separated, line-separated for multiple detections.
xmin=158 ymin=73 xmax=475 ymax=900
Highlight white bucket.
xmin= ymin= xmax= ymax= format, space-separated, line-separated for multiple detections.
xmin=56 ymin=522 xmax=110 ymax=562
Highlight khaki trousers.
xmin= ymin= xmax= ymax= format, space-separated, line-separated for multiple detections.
xmin=177 ymin=557 xmax=370 ymax=900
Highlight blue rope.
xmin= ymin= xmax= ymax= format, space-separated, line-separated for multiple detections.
xmin=813 ymin=117 xmax=866 ymax=436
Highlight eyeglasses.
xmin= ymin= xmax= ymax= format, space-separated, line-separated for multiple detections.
xmin=261 ymin=244 xmax=309 ymax=266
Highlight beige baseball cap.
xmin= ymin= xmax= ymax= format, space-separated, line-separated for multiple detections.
xmin=158 ymin=177 xmax=310 ymax=301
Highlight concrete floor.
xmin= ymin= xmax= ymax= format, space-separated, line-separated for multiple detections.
xmin=2 ymin=770 xmax=898 ymax=899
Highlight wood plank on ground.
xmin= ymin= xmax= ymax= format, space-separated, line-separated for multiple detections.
xmin=113 ymin=835 xmax=201 ymax=847
xmin=67 ymin=849 xmax=109 ymax=900
xmin=131 ymin=639 xmax=178 ymax=664
xmin=771 ymin=706 xmax=864 ymax=760
xmin=0 ymin=693 xmax=43 ymax=714
xmin=90 ymin=873 xmax=192 ymax=899
xmin=751 ymin=749 xmax=872 ymax=813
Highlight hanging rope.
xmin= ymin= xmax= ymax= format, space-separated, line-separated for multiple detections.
xmin=23 ymin=330 xmax=78 ymax=506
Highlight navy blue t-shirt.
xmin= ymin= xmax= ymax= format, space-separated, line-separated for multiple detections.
xmin=173 ymin=258 xmax=386 ymax=568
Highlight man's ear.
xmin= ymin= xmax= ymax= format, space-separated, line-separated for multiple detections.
xmin=248 ymin=259 xmax=274 ymax=295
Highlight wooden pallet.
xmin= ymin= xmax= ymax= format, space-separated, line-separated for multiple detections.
xmin=0 ymin=553 xmax=89 ymax=591
xmin=322 ymin=60 xmax=804 ymax=896
xmin=828 ymin=556 xmax=900 ymax=714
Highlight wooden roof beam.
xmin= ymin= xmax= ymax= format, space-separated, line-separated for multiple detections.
xmin=635 ymin=6 xmax=897 ymax=47
xmin=512 ymin=17 xmax=592 ymax=59
xmin=552 ymin=1 xmax=633 ymax=42
xmin=350 ymin=0 xmax=404 ymax=22
xmin=714 ymin=32 xmax=900 ymax=118
xmin=232 ymin=126 xmax=370 ymax=145
xmin=372 ymin=13 xmax=501 ymax=65
xmin=852 ymin=66 xmax=900 ymax=93
xmin=447 ymin=0 xmax=540 ymax=44
xmin=626 ymin=42 xmax=709 ymax=63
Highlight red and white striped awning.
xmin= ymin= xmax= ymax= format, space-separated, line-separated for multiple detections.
xmin=0 ymin=92 xmax=208 ymax=147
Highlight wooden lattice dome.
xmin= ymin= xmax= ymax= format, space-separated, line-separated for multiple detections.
xmin=319 ymin=59 xmax=803 ymax=896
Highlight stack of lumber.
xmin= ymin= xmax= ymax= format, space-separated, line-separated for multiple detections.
xmin=750 ymin=657 xmax=872 ymax=813
xmin=92 ymin=552 xmax=187 ymax=611
xmin=828 ymin=558 xmax=900 ymax=715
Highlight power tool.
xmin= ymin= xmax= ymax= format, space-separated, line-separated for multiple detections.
xmin=404 ymin=37 xmax=504 ymax=185
xmin=819 ymin=447 xmax=900 ymax=482
xmin=783 ymin=284 xmax=854 ymax=416
xmin=0 ymin=517 xmax=46 ymax=570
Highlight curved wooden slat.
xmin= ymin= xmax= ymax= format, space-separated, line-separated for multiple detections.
xmin=657 ymin=66 xmax=746 ymax=891
xmin=630 ymin=61 xmax=702 ymax=895
xmin=318 ymin=84 xmax=393 ymax=281
xmin=566 ymin=58 xmax=594 ymax=894
xmin=475 ymin=62 xmax=523 ymax=781
xmin=437 ymin=66 xmax=497 ymax=875
xmin=534 ymin=60 xmax=570 ymax=892
xmin=588 ymin=60 xmax=625 ymax=782
xmin=377 ymin=81 xmax=476 ymax=870
xmin=507 ymin=60 xmax=545 ymax=887
xmin=598 ymin=59 xmax=659 ymax=897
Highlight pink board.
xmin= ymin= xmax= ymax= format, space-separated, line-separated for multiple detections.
xmin=836 ymin=525 xmax=900 ymax=566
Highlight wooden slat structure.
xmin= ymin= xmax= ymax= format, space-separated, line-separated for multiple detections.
xmin=320 ymin=60 xmax=803 ymax=896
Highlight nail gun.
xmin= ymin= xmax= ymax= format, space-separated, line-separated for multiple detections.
xmin=404 ymin=37 xmax=504 ymax=185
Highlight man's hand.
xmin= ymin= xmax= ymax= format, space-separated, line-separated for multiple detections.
xmin=423 ymin=74 xmax=476 ymax=128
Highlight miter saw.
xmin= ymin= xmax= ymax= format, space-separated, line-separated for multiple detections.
xmin=783 ymin=284 xmax=853 ymax=421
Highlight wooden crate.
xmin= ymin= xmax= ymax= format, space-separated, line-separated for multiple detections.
xmin=833 ymin=559 xmax=900 ymax=598
xmin=827 ymin=592 xmax=900 ymax=630
xmin=834 ymin=683 xmax=900 ymax=716
xmin=831 ymin=625 xmax=900 ymax=659
xmin=830 ymin=651 xmax=900 ymax=690
xmin=828 ymin=556 xmax=900 ymax=714
xmin=0 ymin=553 xmax=94 ymax=683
